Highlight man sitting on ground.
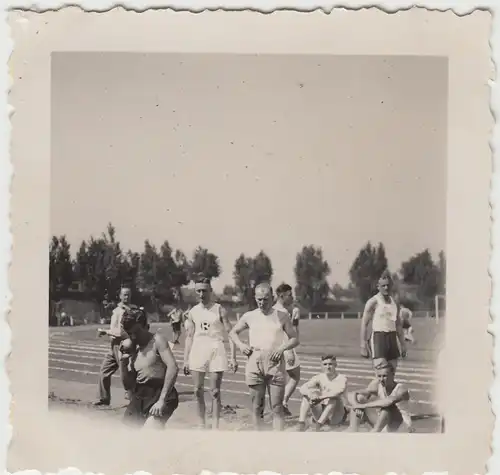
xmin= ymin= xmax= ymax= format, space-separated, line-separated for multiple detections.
xmin=347 ymin=359 xmax=414 ymax=433
xmin=297 ymin=354 xmax=349 ymax=432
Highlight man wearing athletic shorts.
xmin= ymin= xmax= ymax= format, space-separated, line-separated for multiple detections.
xmin=229 ymin=282 xmax=299 ymax=431
xmin=121 ymin=308 xmax=179 ymax=429
xmin=274 ymin=283 xmax=301 ymax=417
xmin=360 ymin=272 xmax=407 ymax=372
xmin=183 ymin=277 xmax=237 ymax=429
xmin=347 ymin=359 xmax=414 ymax=432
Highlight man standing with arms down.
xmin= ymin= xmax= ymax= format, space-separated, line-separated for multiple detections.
xmin=360 ymin=271 xmax=407 ymax=372
xmin=273 ymin=283 xmax=301 ymax=417
xmin=183 ymin=277 xmax=238 ymax=429
xmin=230 ymin=283 xmax=299 ymax=431
xmin=94 ymin=286 xmax=137 ymax=406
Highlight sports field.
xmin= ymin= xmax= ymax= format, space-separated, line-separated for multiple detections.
xmin=48 ymin=318 xmax=444 ymax=432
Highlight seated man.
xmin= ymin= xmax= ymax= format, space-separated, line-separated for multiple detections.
xmin=297 ymin=354 xmax=349 ymax=432
xmin=347 ymin=359 xmax=414 ymax=433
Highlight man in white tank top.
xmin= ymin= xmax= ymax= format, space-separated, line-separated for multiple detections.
xmin=229 ymin=282 xmax=299 ymax=431
xmin=273 ymin=283 xmax=301 ymax=417
xmin=360 ymin=272 xmax=407 ymax=372
xmin=183 ymin=277 xmax=237 ymax=429
xmin=347 ymin=359 xmax=414 ymax=432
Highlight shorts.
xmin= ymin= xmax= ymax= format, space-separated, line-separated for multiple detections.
xmin=245 ymin=349 xmax=286 ymax=387
xmin=124 ymin=379 xmax=179 ymax=427
xmin=292 ymin=318 xmax=299 ymax=327
xmin=311 ymin=397 xmax=348 ymax=426
xmin=189 ymin=339 xmax=228 ymax=373
xmin=171 ymin=321 xmax=181 ymax=332
xmin=371 ymin=331 xmax=400 ymax=361
xmin=402 ymin=320 xmax=411 ymax=330
xmin=284 ymin=348 xmax=300 ymax=371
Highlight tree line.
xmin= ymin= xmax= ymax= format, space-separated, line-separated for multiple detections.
xmin=50 ymin=223 xmax=446 ymax=313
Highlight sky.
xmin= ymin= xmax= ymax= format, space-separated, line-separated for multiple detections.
xmin=51 ymin=53 xmax=447 ymax=293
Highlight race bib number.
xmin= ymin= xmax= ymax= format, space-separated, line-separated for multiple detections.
xmin=200 ymin=321 xmax=211 ymax=332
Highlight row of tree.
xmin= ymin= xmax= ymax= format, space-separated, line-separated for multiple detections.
xmin=49 ymin=223 xmax=446 ymax=312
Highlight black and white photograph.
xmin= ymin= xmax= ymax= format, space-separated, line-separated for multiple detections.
xmin=48 ymin=52 xmax=447 ymax=433
xmin=7 ymin=8 xmax=492 ymax=475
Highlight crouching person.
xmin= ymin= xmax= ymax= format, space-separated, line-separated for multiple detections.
xmin=297 ymin=354 xmax=348 ymax=432
xmin=121 ymin=308 xmax=179 ymax=429
xmin=348 ymin=359 xmax=414 ymax=433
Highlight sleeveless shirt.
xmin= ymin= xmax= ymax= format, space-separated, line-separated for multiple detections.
xmin=372 ymin=294 xmax=398 ymax=332
xmin=133 ymin=334 xmax=167 ymax=384
xmin=245 ymin=308 xmax=286 ymax=351
xmin=378 ymin=381 xmax=412 ymax=427
xmin=189 ymin=302 xmax=226 ymax=342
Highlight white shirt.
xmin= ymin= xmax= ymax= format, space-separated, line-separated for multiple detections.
xmin=189 ymin=303 xmax=226 ymax=342
xmin=368 ymin=294 xmax=398 ymax=332
xmin=301 ymin=372 xmax=348 ymax=399
xmin=242 ymin=308 xmax=287 ymax=351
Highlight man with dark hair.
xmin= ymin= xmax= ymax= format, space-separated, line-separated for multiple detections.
xmin=183 ymin=276 xmax=237 ymax=429
xmin=274 ymin=283 xmax=301 ymax=416
xmin=121 ymin=309 xmax=179 ymax=429
xmin=297 ymin=354 xmax=349 ymax=431
xmin=94 ymin=287 xmax=138 ymax=406
xmin=347 ymin=359 xmax=414 ymax=433
xmin=360 ymin=271 xmax=407 ymax=372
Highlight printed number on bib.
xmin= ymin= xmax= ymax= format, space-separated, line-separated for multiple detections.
xmin=200 ymin=321 xmax=211 ymax=332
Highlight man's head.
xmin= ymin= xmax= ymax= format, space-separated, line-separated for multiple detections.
xmin=321 ymin=354 xmax=337 ymax=374
xmin=121 ymin=307 xmax=148 ymax=343
xmin=374 ymin=359 xmax=395 ymax=387
xmin=119 ymin=287 xmax=132 ymax=304
xmin=276 ymin=283 xmax=294 ymax=307
xmin=254 ymin=282 xmax=274 ymax=312
xmin=377 ymin=271 xmax=393 ymax=297
xmin=195 ymin=277 xmax=212 ymax=304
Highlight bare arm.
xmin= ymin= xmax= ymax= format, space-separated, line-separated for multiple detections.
xmin=356 ymin=386 xmax=410 ymax=409
xmin=183 ymin=313 xmax=195 ymax=366
xmin=278 ymin=311 xmax=299 ymax=352
xmin=228 ymin=314 xmax=251 ymax=354
xmin=299 ymin=375 xmax=320 ymax=396
xmin=360 ymin=298 xmax=377 ymax=344
xmin=220 ymin=306 xmax=236 ymax=362
xmin=155 ymin=333 xmax=179 ymax=404
xmin=395 ymin=305 xmax=407 ymax=356
xmin=353 ymin=379 xmax=379 ymax=399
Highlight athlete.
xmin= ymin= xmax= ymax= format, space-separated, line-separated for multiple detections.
xmin=168 ymin=306 xmax=183 ymax=344
xmin=229 ymin=282 xmax=299 ymax=431
xmin=360 ymin=271 xmax=407 ymax=372
xmin=121 ymin=309 xmax=179 ymax=429
xmin=400 ymin=305 xmax=416 ymax=344
xmin=347 ymin=359 xmax=414 ymax=432
xmin=273 ymin=283 xmax=301 ymax=417
xmin=183 ymin=277 xmax=237 ymax=429
xmin=94 ymin=287 xmax=137 ymax=406
xmin=297 ymin=355 xmax=349 ymax=432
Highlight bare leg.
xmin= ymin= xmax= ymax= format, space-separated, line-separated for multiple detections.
xmin=269 ymin=383 xmax=286 ymax=431
xmin=317 ymin=399 xmax=337 ymax=425
xmin=298 ymin=397 xmax=312 ymax=423
xmin=208 ymin=371 xmax=224 ymax=429
xmin=249 ymin=384 xmax=267 ymax=430
xmin=283 ymin=366 xmax=300 ymax=412
xmin=371 ymin=408 xmax=391 ymax=432
xmin=192 ymin=370 xmax=206 ymax=428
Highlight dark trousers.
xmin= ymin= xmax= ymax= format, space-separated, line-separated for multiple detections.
xmin=98 ymin=339 xmax=132 ymax=403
